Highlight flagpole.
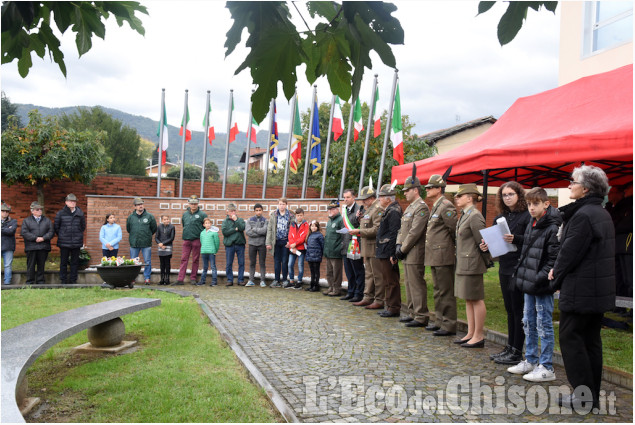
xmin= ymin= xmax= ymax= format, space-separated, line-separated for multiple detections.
xmin=378 ymin=69 xmax=399 ymax=189
xmin=242 ymin=90 xmax=255 ymax=199
xmin=301 ymin=85 xmax=317 ymax=199
xmin=359 ymin=75 xmax=378 ymax=195
xmin=339 ymin=98 xmax=356 ymax=199
xmin=200 ymin=90 xmax=211 ymax=199
xmin=282 ymin=91 xmax=297 ymax=198
xmin=261 ymin=99 xmax=275 ymax=199
xmin=222 ymin=90 xmax=233 ymax=199
xmin=156 ymin=88 xmax=165 ymax=198
xmin=320 ymin=95 xmax=336 ymax=199
xmin=178 ymin=89 xmax=189 ymax=198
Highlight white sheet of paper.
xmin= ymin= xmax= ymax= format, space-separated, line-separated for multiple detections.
xmin=336 ymin=228 xmax=350 ymax=234
xmin=479 ymin=225 xmax=512 ymax=258
xmin=496 ymin=217 xmax=517 ymax=253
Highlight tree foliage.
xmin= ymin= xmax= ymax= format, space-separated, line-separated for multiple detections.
xmin=205 ymin=161 xmax=220 ymax=182
xmin=1 ymin=1 xmax=147 ymax=78
xmin=58 ymin=106 xmax=146 ymax=175
xmin=1 ymin=110 xmax=107 ymax=209
xmin=225 ymin=1 xmax=404 ymax=123
xmin=477 ymin=1 xmax=558 ymax=46
xmin=166 ymin=163 xmax=202 ymax=180
xmin=1 ymin=91 xmax=22 ymax=131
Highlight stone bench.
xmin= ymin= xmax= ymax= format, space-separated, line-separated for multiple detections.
xmin=1 ymin=297 xmax=161 ymax=423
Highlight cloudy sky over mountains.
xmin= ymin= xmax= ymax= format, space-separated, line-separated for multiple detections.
xmin=2 ymin=1 xmax=560 ymax=138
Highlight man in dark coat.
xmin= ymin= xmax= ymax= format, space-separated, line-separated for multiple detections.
xmin=375 ymin=184 xmax=403 ymax=318
xmin=341 ymin=189 xmax=365 ymax=302
xmin=21 ymin=201 xmax=55 ymax=285
xmin=54 ymin=193 xmax=86 ymax=284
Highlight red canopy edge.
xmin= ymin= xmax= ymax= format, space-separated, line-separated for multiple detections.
xmin=393 ymin=64 xmax=633 ymax=188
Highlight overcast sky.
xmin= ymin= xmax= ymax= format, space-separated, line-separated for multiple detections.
xmin=1 ymin=1 xmax=560 ymax=137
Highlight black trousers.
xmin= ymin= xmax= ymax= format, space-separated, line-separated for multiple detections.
xmin=559 ymin=311 xmax=604 ymax=404
xmin=308 ymin=261 xmax=321 ymax=286
xmin=500 ymin=273 xmax=525 ymax=351
xmin=59 ymin=247 xmax=80 ymax=284
xmin=26 ymin=250 xmax=48 ymax=284
xmin=159 ymin=255 xmax=172 ymax=276
xmin=344 ymin=257 xmax=365 ymax=297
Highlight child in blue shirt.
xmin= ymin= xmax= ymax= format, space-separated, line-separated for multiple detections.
xmin=99 ymin=213 xmax=122 ymax=257
xmin=199 ymin=218 xmax=220 ymax=286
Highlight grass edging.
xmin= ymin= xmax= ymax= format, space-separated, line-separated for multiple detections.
xmin=195 ymin=296 xmax=298 ymax=423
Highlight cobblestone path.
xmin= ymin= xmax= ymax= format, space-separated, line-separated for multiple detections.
xmin=198 ymin=285 xmax=633 ymax=423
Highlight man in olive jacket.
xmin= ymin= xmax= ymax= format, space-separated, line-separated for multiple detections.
xmin=126 ymin=197 xmax=157 ymax=284
xmin=222 ymin=203 xmax=246 ymax=286
xmin=395 ymin=176 xmax=431 ymax=327
xmin=54 ymin=193 xmax=86 ymax=285
xmin=323 ymin=199 xmax=344 ymax=296
xmin=177 ymin=195 xmax=208 ymax=285
xmin=424 ymin=174 xmax=458 ymax=336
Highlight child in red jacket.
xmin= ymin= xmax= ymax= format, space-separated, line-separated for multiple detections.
xmin=286 ymin=208 xmax=309 ymax=289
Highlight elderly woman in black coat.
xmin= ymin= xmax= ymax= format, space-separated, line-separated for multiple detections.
xmin=549 ymin=165 xmax=615 ymax=410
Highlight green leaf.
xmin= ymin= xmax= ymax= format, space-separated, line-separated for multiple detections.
xmin=17 ymin=48 xmax=33 ymax=78
xmin=477 ymin=1 xmax=496 ymax=15
xmin=73 ymin=3 xmax=107 ymax=56
xmin=497 ymin=2 xmax=528 ymax=46
xmin=307 ymin=1 xmax=339 ymax=21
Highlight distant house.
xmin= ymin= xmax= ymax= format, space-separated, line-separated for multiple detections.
xmin=146 ymin=161 xmax=178 ymax=177
xmin=239 ymin=147 xmax=290 ymax=172
xmin=418 ymin=116 xmax=497 ymax=155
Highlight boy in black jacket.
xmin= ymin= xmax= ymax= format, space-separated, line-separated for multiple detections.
xmin=507 ymin=188 xmax=562 ymax=382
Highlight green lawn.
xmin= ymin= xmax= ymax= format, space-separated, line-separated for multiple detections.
xmin=1 ymin=288 xmax=281 ymax=423
xmin=400 ymin=263 xmax=633 ymax=373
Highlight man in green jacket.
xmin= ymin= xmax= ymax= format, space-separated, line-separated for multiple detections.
xmin=222 ymin=203 xmax=246 ymax=286
xmin=126 ymin=197 xmax=157 ymax=284
xmin=177 ymin=195 xmax=208 ymax=285
xmin=324 ymin=199 xmax=345 ymax=296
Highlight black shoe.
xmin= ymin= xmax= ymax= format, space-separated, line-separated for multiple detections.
xmin=433 ymin=329 xmax=456 ymax=336
xmin=558 ymin=394 xmax=598 ymax=410
xmin=490 ymin=345 xmax=512 ymax=360
xmin=174 ymin=281 xmax=184 ymax=286
xmin=425 ymin=325 xmax=441 ymax=331
xmin=379 ymin=311 xmax=400 ymax=318
xmin=405 ymin=320 xmax=427 ymax=328
xmin=349 ymin=296 xmax=363 ymax=303
xmin=399 ymin=316 xmax=414 ymax=323
xmin=495 ymin=347 xmax=523 ymax=365
xmin=453 ymin=337 xmax=471 ymax=344
xmin=294 ymin=283 xmax=303 ymax=290
xmin=340 ymin=295 xmax=353 ymax=300
xmin=461 ymin=339 xmax=484 ymax=348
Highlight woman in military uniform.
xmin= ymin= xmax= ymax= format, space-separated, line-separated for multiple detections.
xmin=453 ymin=184 xmax=490 ymax=348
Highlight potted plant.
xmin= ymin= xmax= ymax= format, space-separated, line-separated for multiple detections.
xmin=78 ymin=246 xmax=91 ymax=270
xmin=96 ymin=256 xmax=145 ymax=289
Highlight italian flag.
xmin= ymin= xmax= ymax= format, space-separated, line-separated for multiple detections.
xmin=156 ymin=104 xmax=168 ymax=165
xmin=249 ymin=117 xmax=259 ymax=144
xmin=373 ymin=87 xmax=381 ymax=138
xmin=332 ymin=96 xmax=344 ymax=141
xmin=203 ymin=104 xmax=215 ymax=145
xmin=289 ymin=99 xmax=303 ymax=174
xmin=229 ymin=98 xmax=239 ymax=143
xmin=179 ymin=105 xmax=192 ymax=142
xmin=353 ymin=98 xmax=363 ymax=142
xmin=391 ymin=83 xmax=404 ymax=165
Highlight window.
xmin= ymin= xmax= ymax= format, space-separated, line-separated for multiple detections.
xmin=583 ymin=1 xmax=633 ymax=56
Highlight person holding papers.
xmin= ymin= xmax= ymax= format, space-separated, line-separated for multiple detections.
xmin=480 ymin=182 xmax=530 ymax=365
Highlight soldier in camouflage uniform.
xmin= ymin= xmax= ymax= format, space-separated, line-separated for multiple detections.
xmin=424 ymin=174 xmax=458 ymax=336
xmin=395 ymin=171 xmax=431 ymax=327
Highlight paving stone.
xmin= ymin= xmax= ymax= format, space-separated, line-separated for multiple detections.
xmin=199 ymin=285 xmax=633 ymax=422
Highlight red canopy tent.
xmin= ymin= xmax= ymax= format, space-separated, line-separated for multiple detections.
xmin=392 ymin=64 xmax=633 ymax=189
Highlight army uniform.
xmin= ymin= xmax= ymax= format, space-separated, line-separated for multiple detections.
xmin=396 ymin=184 xmax=430 ymax=325
xmin=376 ymin=185 xmax=403 ymax=316
xmin=358 ymin=197 xmax=385 ymax=306
xmin=424 ymin=174 xmax=458 ymax=333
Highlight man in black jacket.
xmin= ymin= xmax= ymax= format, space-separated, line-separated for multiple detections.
xmin=21 ymin=201 xmax=55 ymax=285
xmin=375 ymin=184 xmax=403 ymax=318
xmin=54 ymin=193 xmax=86 ymax=284
xmin=2 ymin=202 xmax=18 ymax=285
xmin=341 ymin=189 xmax=365 ymax=302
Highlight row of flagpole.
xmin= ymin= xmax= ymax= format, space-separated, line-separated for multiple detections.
xmin=155 ymin=69 xmax=402 ymax=200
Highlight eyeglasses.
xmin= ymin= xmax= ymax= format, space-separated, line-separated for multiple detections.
xmin=569 ymin=180 xmax=582 ymax=186
xmin=501 ymin=193 xmax=517 ymax=198
xmin=454 ymin=194 xmax=466 ymax=199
